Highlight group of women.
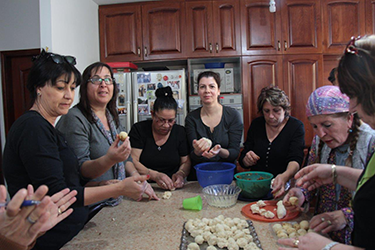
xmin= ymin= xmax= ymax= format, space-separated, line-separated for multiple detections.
xmin=1 ymin=34 xmax=375 ymax=250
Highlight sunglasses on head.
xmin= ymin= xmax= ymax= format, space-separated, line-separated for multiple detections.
xmin=33 ymin=50 xmax=76 ymax=65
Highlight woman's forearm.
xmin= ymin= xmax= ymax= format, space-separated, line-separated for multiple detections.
xmin=83 ymin=184 xmax=120 ymax=206
xmin=336 ymin=166 xmax=362 ymax=191
xmin=80 ymin=155 xmax=116 ymax=179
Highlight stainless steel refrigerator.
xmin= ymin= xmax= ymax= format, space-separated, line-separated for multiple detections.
xmin=114 ymin=69 xmax=187 ymax=132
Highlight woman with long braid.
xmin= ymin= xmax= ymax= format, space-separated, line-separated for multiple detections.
xmin=282 ymin=85 xmax=375 ymax=244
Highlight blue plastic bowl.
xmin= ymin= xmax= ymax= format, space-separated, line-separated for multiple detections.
xmin=204 ymin=62 xmax=225 ymax=69
xmin=195 ymin=162 xmax=236 ymax=188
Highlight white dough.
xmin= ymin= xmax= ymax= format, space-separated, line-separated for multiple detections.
xmin=264 ymin=211 xmax=275 ymax=218
xmin=118 ymin=131 xmax=128 ymax=141
xmin=195 ymin=235 xmax=204 ymax=244
xmin=276 ymin=200 xmax=287 ymax=219
xmin=256 ymin=200 xmax=267 ymax=207
xmin=202 ymin=137 xmax=213 ymax=150
xmin=162 ymin=191 xmax=172 ymax=199
xmin=206 ymin=246 xmax=217 ymax=250
xmin=187 ymin=242 xmax=200 ymax=250
xmin=299 ymin=220 xmax=309 ymax=230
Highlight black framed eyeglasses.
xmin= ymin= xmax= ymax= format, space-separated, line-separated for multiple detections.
xmin=346 ymin=36 xmax=361 ymax=55
xmin=153 ymin=113 xmax=176 ymax=125
xmin=89 ymin=77 xmax=114 ymax=85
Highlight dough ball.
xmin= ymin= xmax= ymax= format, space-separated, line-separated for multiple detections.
xmin=206 ymin=246 xmax=217 ymax=250
xmin=289 ymin=196 xmax=299 ymax=206
xmin=256 ymin=200 xmax=266 ymax=207
xmin=202 ymin=137 xmax=212 ymax=150
xmin=187 ymin=242 xmax=200 ymax=250
xmin=118 ymin=131 xmax=128 ymax=141
xmin=297 ymin=228 xmax=307 ymax=236
xmin=194 ymin=235 xmax=204 ymax=244
xmin=264 ymin=211 xmax=275 ymax=219
xmin=162 ymin=191 xmax=172 ymax=199
xmin=299 ymin=220 xmax=309 ymax=230
xmin=272 ymin=223 xmax=282 ymax=233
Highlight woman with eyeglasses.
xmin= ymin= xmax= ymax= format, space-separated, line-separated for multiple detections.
xmin=3 ymin=52 xmax=151 ymax=249
xmin=185 ymin=71 xmax=243 ymax=181
xmin=129 ymin=86 xmax=191 ymax=190
xmin=278 ymin=35 xmax=375 ymax=250
xmin=57 ymin=62 xmax=159 ymax=202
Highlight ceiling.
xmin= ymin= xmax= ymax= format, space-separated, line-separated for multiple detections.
xmin=92 ymin=0 xmax=156 ymax=5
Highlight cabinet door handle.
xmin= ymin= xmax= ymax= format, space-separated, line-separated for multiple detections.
xmin=277 ymin=41 xmax=281 ymax=51
xmin=284 ymin=41 xmax=287 ymax=51
xmin=144 ymin=47 xmax=148 ymax=57
xmin=137 ymin=47 xmax=141 ymax=56
xmin=216 ymin=43 xmax=219 ymax=53
xmin=209 ymin=43 xmax=213 ymax=53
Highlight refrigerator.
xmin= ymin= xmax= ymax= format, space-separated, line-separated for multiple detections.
xmin=114 ymin=70 xmax=187 ymax=132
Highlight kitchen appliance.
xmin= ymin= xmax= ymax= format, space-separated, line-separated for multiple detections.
xmin=114 ymin=69 xmax=187 ymax=132
xmin=192 ymin=68 xmax=235 ymax=94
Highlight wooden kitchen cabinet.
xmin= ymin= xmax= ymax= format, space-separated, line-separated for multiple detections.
xmin=366 ymin=0 xmax=375 ymax=34
xmin=322 ymin=0 xmax=366 ymax=54
xmin=99 ymin=4 xmax=142 ymax=62
xmin=242 ymin=54 xmax=323 ymax=147
xmin=185 ymin=0 xmax=241 ymax=57
xmin=241 ymin=0 xmax=322 ymax=55
xmin=99 ymin=2 xmax=186 ymax=62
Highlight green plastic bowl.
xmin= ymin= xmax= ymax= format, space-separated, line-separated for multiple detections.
xmin=234 ymin=171 xmax=273 ymax=199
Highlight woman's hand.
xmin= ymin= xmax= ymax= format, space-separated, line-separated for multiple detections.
xmin=271 ymin=174 xmax=289 ymax=198
xmin=242 ymin=150 xmax=260 ymax=167
xmin=106 ymin=136 xmax=131 ymax=165
xmin=38 ymin=188 xmax=76 ymax=233
xmin=310 ymin=210 xmax=347 ymax=234
xmin=192 ymin=138 xmax=211 ymax=156
xmin=142 ymin=182 xmax=160 ymax=201
xmin=282 ymin=188 xmax=305 ymax=212
xmin=202 ymin=145 xmax=222 ymax=159
xmin=151 ymin=171 xmax=174 ymax=190
xmin=0 ymin=185 xmax=52 ymax=247
xmin=172 ymin=171 xmax=185 ymax=189
xmin=117 ymin=175 xmax=155 ymax=201
xmin=278 ymin=232 xmax=337 ymax=250
xmin=295 ymin=164 xmax=333 ymax=191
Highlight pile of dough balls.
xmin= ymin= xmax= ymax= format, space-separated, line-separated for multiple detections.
xmin=186 ymin=215 xmax=261 ymax=250
xmin=272 ymin=220 xmax=312 ymax=239
xmin=250 ymin=200 xmax=275 ymax=219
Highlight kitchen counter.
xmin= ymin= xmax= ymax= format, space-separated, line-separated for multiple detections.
xmin=62 ymin=182 xmax=310 ymax=250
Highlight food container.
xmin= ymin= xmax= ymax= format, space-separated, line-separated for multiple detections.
xmin=195 ymin=162 xmax=236 ymax=188
xmin=202 ymin=184 xmax=241 ymax=208
xmin=234 ymin=171 xmax=273 ymax=199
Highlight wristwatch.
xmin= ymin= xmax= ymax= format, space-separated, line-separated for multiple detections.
xmin=322 ymin=242 xmax=339 ymax=250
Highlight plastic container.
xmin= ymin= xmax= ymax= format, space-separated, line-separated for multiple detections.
xmin=202 ymin=184 xmax=241 ymax=208
xmin=204 ymin=62 xmax=225 ymax=69
xmin=195 ymin=162 xmax=236 ymax=188
xmin=234 ymin=171 xmax=273 ymax=199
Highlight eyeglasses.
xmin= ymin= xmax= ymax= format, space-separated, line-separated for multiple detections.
xmin=346 ymin=36 xmax=361 ymax=55
xmin=89 ymin=77 xmax=114 ymax=85
xmin=33 ymin=50 xmax=76 ymax=65
xmin=153 ymin=113 xmax=176 ymax=125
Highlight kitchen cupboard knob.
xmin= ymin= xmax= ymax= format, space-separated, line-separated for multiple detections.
xmin=137 ymin=47 xmax=141 ymax=56
xmin=284 ymin=41 xmax=287 ymax=51
xmin=209 ymin=43 xmax=213 ymax=53
xmin=216 ymin=43 xmax=219 ymax=53
xmin=278 ymin=41 xmax=281 ymax=51
xmin=144 ymin=47 xmax=148 ymax=57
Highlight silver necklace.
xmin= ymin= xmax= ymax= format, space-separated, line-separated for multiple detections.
xmin=157 ymin=146 xmax=161 ymax=151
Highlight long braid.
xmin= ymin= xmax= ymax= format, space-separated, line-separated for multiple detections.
xmin=315 ymin=138 xmax=325 ymax=164
xmin=345 ymin=113 xmax=361 ymax=167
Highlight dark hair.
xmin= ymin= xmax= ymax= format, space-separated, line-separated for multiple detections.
xmin=312 ymin=113 xmax=360 ymax=168
xmin=328 ymin=67 xmax=337 ymax=84
xmin=256 ymin=86 xmax=291 ymax=116
xmin=153 ymin=86 xmax=177 ymax=113
xmin=77 ymin=62 xmax=119 ymax=126
xmin=338 ymin=35 xmax=375 ymax=117
xmin=196 ymin=71 xmax=221 ymax=91
xmin=27 ymin=50 xmax=81 ymax=105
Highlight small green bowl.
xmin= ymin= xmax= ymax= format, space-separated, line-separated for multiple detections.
xmin=234 ymin=171 xmax=273 ymax=199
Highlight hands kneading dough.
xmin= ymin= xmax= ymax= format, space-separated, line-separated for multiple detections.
xmin=118 ymin=131 xmax=128 ymax=141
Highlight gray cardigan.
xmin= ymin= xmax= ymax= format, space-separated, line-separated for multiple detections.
xmin=56 ymin=105 xmax=131 ymax=182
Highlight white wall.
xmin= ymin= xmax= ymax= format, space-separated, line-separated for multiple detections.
xmin=1 ymin=0 xmax=100 ymax=149
xmin=41 ymin=0 xmax=100 ymax=106
xmin=0 ymin=0 xmax=41 ymax=152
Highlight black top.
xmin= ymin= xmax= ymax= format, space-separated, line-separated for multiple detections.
xmin=2 ymin=111 xmax=89 ymax=249
xmin=185 ymin=105 xmax=243 ymax=166
xmin=239 ymin=116 xmax=305 ymax=177
xmin=352 ymin=153 xmax=375 ymax=249
xmin=129 ymin=120 xmax=189 ymax=178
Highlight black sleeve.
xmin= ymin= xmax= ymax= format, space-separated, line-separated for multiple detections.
xmin=18 ymin=120 xmax=85 ymax=206
xmin=286 ymin=119 xmax=305 ymax=166
xmin=225 ymin=107 xmax=243 ymax=162
xmin=129 ymin=122 xmax=145 ymax=149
